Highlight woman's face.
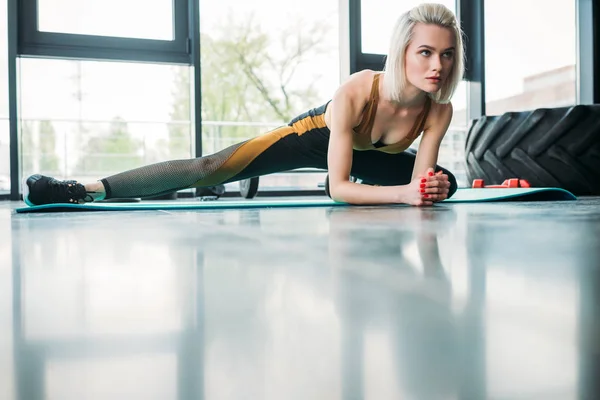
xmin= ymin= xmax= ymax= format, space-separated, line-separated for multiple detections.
xmin=404 ymin=23 xmax=456 ymax=94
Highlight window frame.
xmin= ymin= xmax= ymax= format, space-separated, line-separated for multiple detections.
xmin=17 ymin=0 xmax=192 ymax=64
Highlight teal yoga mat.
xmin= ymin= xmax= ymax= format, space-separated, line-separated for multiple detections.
xmin=15 ymin=187 xmax=576 ymax=213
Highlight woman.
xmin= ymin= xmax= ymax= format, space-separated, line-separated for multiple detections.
xmin=23 ymin=3 xmax=463 ymax=207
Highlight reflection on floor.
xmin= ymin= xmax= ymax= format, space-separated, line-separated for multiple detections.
xmin=1 ymin=197 xmax=600 ymax=400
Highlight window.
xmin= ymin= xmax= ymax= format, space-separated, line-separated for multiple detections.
xmin=38 ymin=0 xmax=174 ymax=40
xmin=360 ymin=0 xmax=456 ymax=54
xmin=19 ymin=0 xmax=190 ymax=64
xmin=0 ymin=5 xmax=8 ymax=194
xmin=19 ymin=59 xmax=192 ymax=184
xmin=484 ymin=0 xmax=577 ymax=115
xmin=445 ymin=82 xmax=468 ymax=187
xmin=199 ymin=0 xmax=339 ymax=193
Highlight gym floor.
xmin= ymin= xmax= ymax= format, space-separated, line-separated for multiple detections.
xmin=1 ymin=196 xmax=600 ymax=400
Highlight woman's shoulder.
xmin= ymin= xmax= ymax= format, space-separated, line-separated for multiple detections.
xmin=332 ymin=70 xmax=380 ymax=108
xmin=330 ymin=70 xmax=380 ymax=111
xmin=347 ymin=69 xmax=380 ymax=82
xmin=338 ymin=70 xmax=380 ymax=94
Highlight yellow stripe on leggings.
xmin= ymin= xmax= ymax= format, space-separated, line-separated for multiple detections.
xmin=191 ymin=113 xmax=327 ymax=187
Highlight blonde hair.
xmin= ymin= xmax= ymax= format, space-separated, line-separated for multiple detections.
xmin=383 ymin=3 xmax=465 ymax=104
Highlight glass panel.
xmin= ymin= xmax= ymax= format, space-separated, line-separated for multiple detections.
xmin=0 ymin=121 xmax=9 ymax=192
xmin=0 ymin=4 xmax=9 ymax=388
xmin=19 ymin=59 xmax=192 ymax=184
xmin=0 ymin=4 xmax=8 ymax=194
xmin=484 ymin=0 xmax=576 ymax=114
xmin=199 ymin=0 xmax=339 ymax=193
xmin=361 ymin=0 xmax=456 ymax=54
xmin=442 ymin=81 xmax=468 ymax=187
xmin=38 ymin=0 xmax=174 ymax=40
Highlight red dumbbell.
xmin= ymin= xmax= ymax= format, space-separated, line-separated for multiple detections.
xmin=519 ymin=179 xmax=531 ymax=187
xmin=472 ymin=178 xmax=531 ymax=188
xmin=472 ymin=179 xmax=484 ymax=188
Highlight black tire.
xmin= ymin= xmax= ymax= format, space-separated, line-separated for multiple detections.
xmin=239 ymin=177 xmax=259 ymax=199
xmin=464 ymin=105 xmax=600 ymax=195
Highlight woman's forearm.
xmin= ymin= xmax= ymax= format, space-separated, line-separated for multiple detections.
xmin=329 ymin=181 xmax=411 ymax=205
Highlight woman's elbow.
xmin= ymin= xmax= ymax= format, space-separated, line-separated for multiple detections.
xmin=325 ymin=176 xmax=346 ymax=202
xmin=329 ymin=184 xmax=344 ymax=203
xmin=331 ymin=191 xmax=346 ymax=203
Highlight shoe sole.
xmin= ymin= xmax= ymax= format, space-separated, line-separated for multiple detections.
xmin=22 ymin=174 xmax=41 ymax=207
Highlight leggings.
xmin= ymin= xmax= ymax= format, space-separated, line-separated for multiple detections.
xmin=99 ymin=104 xmax=458 ymax=199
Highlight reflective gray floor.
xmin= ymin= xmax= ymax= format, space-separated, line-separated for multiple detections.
xmin=2 ymin=197 xmax=600 ymax=400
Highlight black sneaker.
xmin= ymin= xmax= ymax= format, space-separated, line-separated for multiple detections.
xmin=22 ymin=174 xmax=92 ymax=206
